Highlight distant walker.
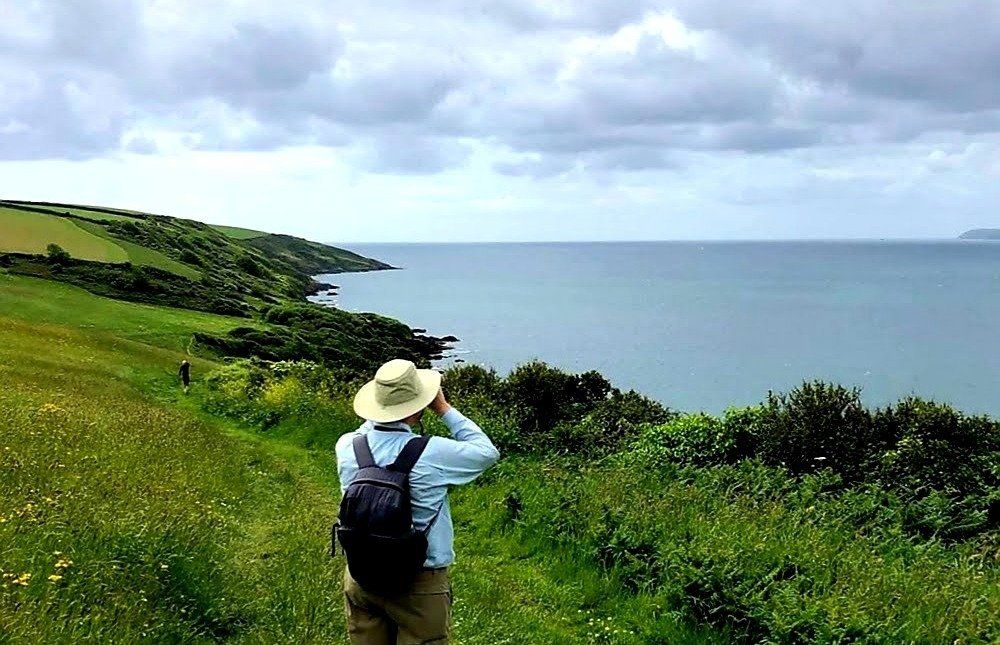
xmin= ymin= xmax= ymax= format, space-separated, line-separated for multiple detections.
xmin=178 ymin=360 xmax=191 ymax=394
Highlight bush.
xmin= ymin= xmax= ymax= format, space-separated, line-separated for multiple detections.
xmin=442 ymin=364 xmax=501 ymax=398
xmin=756 ymin=381 xmax=881 ymax=481
xmin=45 ymin=243 xmax=71 ymax=265
xmin=236 ymin=253 xmax=267 ymax=278
xmin=556 ymin=390 xmax=676 ymax=457
xmin=492 ymin=460 xmax=999 ymax=644
xmin=196 ymin=304 xmax=448 ymax=377
xmin=875 ymin=397 xmax=1000 ymax=539
xmin=179 ymin=249 xmax=202 ymax=266
xmin=201 ymin=359 xmax=359 ymax=447
xmin=630 ymin=413 xmax=728 ymax=468
xmin=499 ymin=361 xmax=611 ymax=439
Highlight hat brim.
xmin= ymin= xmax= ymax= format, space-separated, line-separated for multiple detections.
xmin=353 ymin=369 xmax=442 ymax=423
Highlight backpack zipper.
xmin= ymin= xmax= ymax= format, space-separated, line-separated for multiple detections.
xmin=350 ymin=478 xmax=407 ymax=494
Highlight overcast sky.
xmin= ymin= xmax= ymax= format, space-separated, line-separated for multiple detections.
xmin=2 ymin=1 xmax=1000 ymax=242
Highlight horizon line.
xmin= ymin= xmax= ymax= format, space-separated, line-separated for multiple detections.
xmin=328 ymin=236 xmax=981 ymax=245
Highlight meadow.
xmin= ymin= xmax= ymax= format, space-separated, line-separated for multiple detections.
xmin=0 ymin=207 xmax=129 ymax=263
xmin=1 ymin=275 xmax=697 ymax=642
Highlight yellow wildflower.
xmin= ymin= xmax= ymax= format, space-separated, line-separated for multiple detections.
xmin=47 ymin=575 xmax=62 ymax=583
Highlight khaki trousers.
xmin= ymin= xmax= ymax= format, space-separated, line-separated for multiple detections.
xmin=344 ymin=567 xmax=452 ymax=644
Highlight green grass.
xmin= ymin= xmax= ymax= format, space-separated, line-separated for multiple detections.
xmin=0 ymin=275 xmax=681 ymax=642
xmin=0 ymin=274 xmax=245 ymax=352
xmin=49 ymin=206 xmax=143 ymax=223
xmin=0 ymin=319 xmax=348 ymax=641
xmin=0 ymin=207 xmax=129 ymax=262
xmin=203 ymin=360 xmax=1000 ymax=644
xmin=0 ymin=200 xmax=147 ymax=222
xmin=74 ymin=220 xmax=202 ymax=280
xmin=2 ymin=200 xmax=389 ymax=316
xmin=211 ymin=224 xmax=267 ymax=240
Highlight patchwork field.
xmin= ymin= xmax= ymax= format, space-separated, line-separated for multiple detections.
xmin=0 ymin=207 xmax=129 ymax=262
xmin=73 ymin=220 xmax=202 ymax=279
xmin=2 ymin=200 xmax=146 ymax=223
xmin=211 ymin=224 xmax=267 ymax=240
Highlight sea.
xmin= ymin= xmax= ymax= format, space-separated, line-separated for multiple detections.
xmin=315 ymin=241 xmax=1000 ymax=415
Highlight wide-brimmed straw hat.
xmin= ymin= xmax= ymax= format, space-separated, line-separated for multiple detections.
xmin=353 ymin=359 xmax=442 ymax=423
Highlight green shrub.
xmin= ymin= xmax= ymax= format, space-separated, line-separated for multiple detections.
xmin=490 ymin=460 xmax=1000 ymax=644
xmin=499 ymin=361 xmax=611 ymax=439
xmin=45 ymin=243 xmax=71 ymax=264
xmin=201 ymin=359 xmax=359 ymax=448
xmin=875 ymin=397 xmax=1000 ymax=539
xmin=757 ymin=381 xmax=880 ymax=481
xmin=628 ymin=409 xmax=756 ymax=469
xmin=179 ymin=249 xmax=201 ymax=266
xmin=442 ymin=364 xmax=502 ymax=400
xmin=196 ymin=304 xmax=447 ymax=377
xmin=560 ymin=390 xmax=676 ymax=457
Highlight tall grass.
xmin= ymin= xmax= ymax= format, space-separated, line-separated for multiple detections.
xmin=203 ymin=359 xmax=1000 ymax=643
xmin=3 ymin=278 xmax=700 ymax=642
xmin=0 ymin=316 xmax=350 ymax=641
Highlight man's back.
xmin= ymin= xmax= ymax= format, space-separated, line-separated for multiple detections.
xmin=335 ymin=408 xmax=500 ymax=568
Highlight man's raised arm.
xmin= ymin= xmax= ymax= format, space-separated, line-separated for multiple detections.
xmin=428 ymin=390 xmax=500 ymax=485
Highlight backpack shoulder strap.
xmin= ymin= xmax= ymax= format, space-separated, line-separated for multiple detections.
xmin=352 ymin=434 xmax=376 ymax=469
xmin=388 ymin=436 xmax=431 ymax=474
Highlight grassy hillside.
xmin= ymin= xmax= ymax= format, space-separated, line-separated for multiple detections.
xmin=0 ymin=206 xmax=129 ymax=262
xmin=0 ymin=275 xmax=695 ymax=643
xmin=0 ymin=280 xmax=348 ymax=641
xmin=4 ymin=272 xmax=992 ymax=642
xmin=211 ymin=224 xmax=267 ymax=240
xmin=0 ymin=199 xmax=389 ymax=314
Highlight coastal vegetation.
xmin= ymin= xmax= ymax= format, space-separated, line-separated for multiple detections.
xmin=0 ymin=199 xmax=389 ymax=314
xmin=1 ymin=202 xmax=997 ymax=642
xmin=200 ymin=359 xmax=998 ymax=643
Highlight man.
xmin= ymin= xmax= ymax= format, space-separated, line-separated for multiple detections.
xmin=178 ymin=359 xmax=191 ymax=394
xmin=336 ymin=359 xmax=500 ymax=644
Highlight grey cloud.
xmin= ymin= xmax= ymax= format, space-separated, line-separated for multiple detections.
xmin=49 ymin=0 xmax=144 ymax=67
xmin=3 ymin=0 xmax=1000 ymax=178
xmin=298 ymin=56 xmax=466 ymax=126
xmin=583 ymin=146 xmax=677 ymax=171
xmin=123 ymin=134 xmax=158 ymax=154
xmin=494 ymin=155 xmax=576 ymax=178
xmin=356 ymin=132 xmax=471 ymax=174
xmin=576 ymin=35 xmax=779 ymax=125
xmin=465 ymin=0 xmax=648 ymax=33
xmin=165 ymin=23 xmax=341 ymax=98
xmin=670 ymin=1 xmax=1000 ymax=112
xmin=0 ymin=66 xmax=129 ymax=160
xmin=705 ymin=123 xmax=822 ymax=152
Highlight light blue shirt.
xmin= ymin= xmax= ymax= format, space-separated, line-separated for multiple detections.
xmin=335 ymin=408 xmax=500 ymax=568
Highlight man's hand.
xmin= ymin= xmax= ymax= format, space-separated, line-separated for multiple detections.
xmin=429 ymin=387 xmax=452 ymax=416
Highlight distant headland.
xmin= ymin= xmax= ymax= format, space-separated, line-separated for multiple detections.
xmin=958 ymin=228 xmax=1000 ymax=240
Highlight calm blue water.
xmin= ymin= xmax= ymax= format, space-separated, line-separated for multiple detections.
xmin=317 ymin=242 xmax=1000 ymax=415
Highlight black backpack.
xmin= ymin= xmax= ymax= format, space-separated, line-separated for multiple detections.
xmin=333 ymin=433 xmax=439 ymax=596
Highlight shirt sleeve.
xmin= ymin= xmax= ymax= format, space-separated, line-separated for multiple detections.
xmin=426 ymin=408 xmax=500 ymax=485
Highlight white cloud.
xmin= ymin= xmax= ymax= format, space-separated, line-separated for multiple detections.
xmin=1 ymin=0 xmax=999 ymax=240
